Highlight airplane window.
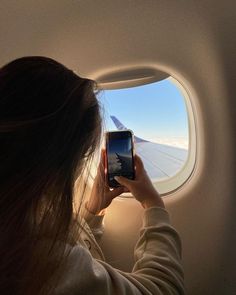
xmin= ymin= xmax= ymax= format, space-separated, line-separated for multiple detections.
xmin=97 ymin=77 xmax=196 ymax=194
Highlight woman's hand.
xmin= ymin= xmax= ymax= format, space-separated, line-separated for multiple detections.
xmin=115 ymin=155 xmax=165 ymax=209
xmin=86 ymin=150 xmax=125 ymax=215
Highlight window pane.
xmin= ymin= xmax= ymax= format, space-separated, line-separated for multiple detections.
xmin=99 ymin=78 xmax=189 ymax=182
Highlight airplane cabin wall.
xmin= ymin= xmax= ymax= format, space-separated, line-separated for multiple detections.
xmin=0 ymin=1 xmax=236 ymax=294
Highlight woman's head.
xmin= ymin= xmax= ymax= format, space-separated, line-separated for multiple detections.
xmin=0 ymin=56 xmax=102 ymax=294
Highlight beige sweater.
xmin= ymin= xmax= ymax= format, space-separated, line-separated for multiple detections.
xmin=54 ymin=207 xmax=185 ymax=295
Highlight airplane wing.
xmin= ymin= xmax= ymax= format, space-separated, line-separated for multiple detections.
xmin=110 ymin=116 xmax=148 ymax=143
xmin=110 ymin=116 xmax=188 ymax=181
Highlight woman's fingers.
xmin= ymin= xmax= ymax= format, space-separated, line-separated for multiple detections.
xmin=107 ymin=186 xmax=125 ymax=200
xmin=98 ymin=150 xmax=105 ymax=174
xmin=134 ymin=154 xmax=144 ymax=173
xmin=122 ymin=187 xmax=130 ymax=193
xmin=114 ymin=176 xmax=134 ymax=190
xmin=95 ymin=149 xmax=106 ymax=187
xmin=95 ymin=148 xmax=133 ymax=203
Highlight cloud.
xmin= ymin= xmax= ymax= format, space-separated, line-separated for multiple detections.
xmin=149 ymin=136 xmax=188 ymax=149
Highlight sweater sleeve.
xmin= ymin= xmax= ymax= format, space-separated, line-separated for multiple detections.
xmin=81 ymin=203 xmax=105 ymax=241
xmin=55 ymin=207 xmax=185 ymax=295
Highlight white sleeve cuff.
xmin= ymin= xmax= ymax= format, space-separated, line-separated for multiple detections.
xmin=143 ymin=207 xmax=170 ymax=227
xmin=81 ymin=202 xmax=105 ymax=230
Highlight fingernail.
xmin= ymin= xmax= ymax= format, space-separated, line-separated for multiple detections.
xmin=114 ymin=176 xmax=120 ymax=180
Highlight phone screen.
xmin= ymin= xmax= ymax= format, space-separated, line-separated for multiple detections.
xmin=106 ymin=130 xmax=135 ymax=187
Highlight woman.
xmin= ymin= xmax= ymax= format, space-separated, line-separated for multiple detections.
xmin=0 ymin=56 xmax=184 ymax=295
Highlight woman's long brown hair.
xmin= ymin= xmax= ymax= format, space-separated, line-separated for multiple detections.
xmin=0 ymin=56 xmax=102 ymax=295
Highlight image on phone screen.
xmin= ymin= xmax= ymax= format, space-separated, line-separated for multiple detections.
xmin=106 ymin=131 xmax=135 ymax=187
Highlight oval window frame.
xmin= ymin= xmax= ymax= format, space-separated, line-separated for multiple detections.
xmin=96 ymin=71 xmax=196 ymax=195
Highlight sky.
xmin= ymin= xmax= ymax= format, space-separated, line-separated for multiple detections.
xmin=108 ymin=138 xmax=131 ymax=156
xmin=98 ymin=78 xmax=189 ymax=149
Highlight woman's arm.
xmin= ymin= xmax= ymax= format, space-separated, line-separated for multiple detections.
xmin=62 ymin=153 xmax=185 ymax=294
xmin=55 ymin=206 xmax=184 ymax=295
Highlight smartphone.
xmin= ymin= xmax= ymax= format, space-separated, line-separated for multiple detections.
xmin=105 ymin=130 xmax=135 ymax=188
